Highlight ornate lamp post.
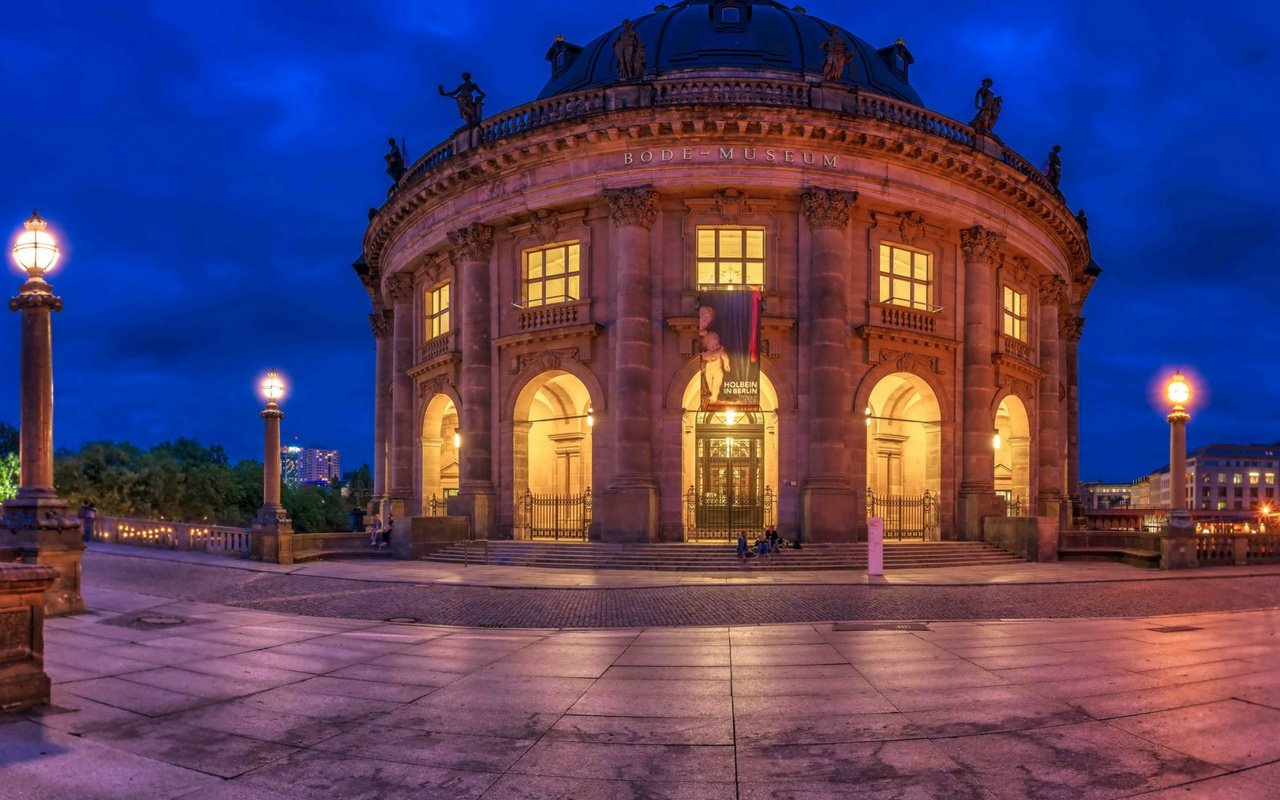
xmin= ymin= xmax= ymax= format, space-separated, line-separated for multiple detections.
xmin=1 ymin=211 xmax=83 ymax=615
xmin=1161 ymin=371 xmax=1197 ymax=568
xmin=251 ymin=369 xmax=294 ymax=564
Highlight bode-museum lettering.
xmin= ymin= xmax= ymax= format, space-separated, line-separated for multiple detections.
xmin=623 ymin=147 xmax=839 ymax=167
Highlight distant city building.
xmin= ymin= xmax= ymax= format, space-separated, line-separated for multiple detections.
xmin=280 ymin=446 xmax=341 ymax=487
xmin=1098 ymin=444 xmax=1280 ymax=512
xmin=1081 ymin=481 xmax=1133 ymax=510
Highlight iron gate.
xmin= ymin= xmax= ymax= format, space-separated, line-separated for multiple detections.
xmin=515 ymin=488 xmax=592 ymax=541
xmin=866 ymin=488 xmax=938 ymax=540
xmin=684 ymin=486 xmax=775 ymax=542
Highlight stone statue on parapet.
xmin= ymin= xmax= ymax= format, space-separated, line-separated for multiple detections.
xmin=821 ymin=26 xmax=852 ymax=81
xmin=385 ymin=137 xmax=406 ymax=183
xmin=1046 ymin=144 xmax=1063 ymax=190
xmin=1076 ymin=208 xmax=1089 ymax=233
xmin=969 ymin=77 xmax=1003 ymax=134
xmin=439 ymin=72 xmax=486 ymax=125
xmin=614 ymin=19 xmax=646 ymax=80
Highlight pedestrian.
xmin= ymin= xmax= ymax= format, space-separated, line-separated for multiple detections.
xmin=369 ymin=513 xmax=382 ymax=547
xmin=379 ymin=515 xmax=394 ymax=549
xmin=768 ymin=527 xmax=779 ymax=552
xmin=736 ymin=531 xmax=748 ymax=562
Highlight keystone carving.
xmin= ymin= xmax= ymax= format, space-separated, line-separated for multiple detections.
xmin=1005 ymin=255 xmax=1031 ymax=287
xmin=512 ymin=346 xmax=586 ymax=374
xmin=418 ymin=374 xmax=454 ymax=400
xmin=897 ymin=210 xmax=927 ymax=244
xmin=959 ymin=225 xmax=1004 ymax=264
xmin=369 ymin=309 xmax=393 ymax=339
xmin=713 ymin=188 xmax=751 ymax=223
xmin=385 ymin=272 xmax=415 ymax=305
xmin=801 ymin=188 xmax=857 ymax=230
xmin=1038 ymin=275 xmax=1069 ymax=304
xmin=447 ymin=223 xmax=495 ymax=262
xmin=604 ymin=187 xmax=658 ymax=229
xmin=530 ymin=208 xmax=561 ymax=244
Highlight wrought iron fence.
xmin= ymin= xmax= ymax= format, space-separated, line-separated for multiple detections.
xmin=1003 ymin=496 xmax=1025 ymax=517
xmin=684 ymin=486 xmax=775 ymax=542
xmin=866 ymin=489 xmax=938 ymax=540
xmin=425 ymin=494 xmax=447 ymax=517
xmin=515 ymin=488 xmax=591 ymax=541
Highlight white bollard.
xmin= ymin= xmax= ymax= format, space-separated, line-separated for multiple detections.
xmin=868 ymin=517 xmax=884 ymax=576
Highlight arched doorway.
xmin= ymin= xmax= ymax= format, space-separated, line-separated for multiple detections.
xmin=680 ymin=372 xmax=779 ymax=541
xmin=995 ymin=395 xmax=1032 ymax=513
xmin=864 ymin=372 xmax=941 ymax=539
xmin=421 ymin=394 xmax=460 ymax=515
xmin=512 ymin=370 xmax=594 ymax=540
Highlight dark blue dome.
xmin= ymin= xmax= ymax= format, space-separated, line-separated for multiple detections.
xmin=538 ymin=0 xmax=922 ymax=106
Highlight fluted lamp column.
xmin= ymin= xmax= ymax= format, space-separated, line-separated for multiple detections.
xmin=251 ymin=369 xmax=294 ymax=564
xmin=1 ymin=211 xmax=83 ymax=616
xmin=1160 ymin=371 xmax=1197 ymax=568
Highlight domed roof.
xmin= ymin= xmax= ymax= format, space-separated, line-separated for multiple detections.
xmin=538 ymin=0 xmax=922 ymax=106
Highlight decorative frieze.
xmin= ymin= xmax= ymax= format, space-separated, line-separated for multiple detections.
xmin=959 ymin=225 xmax=1004 ymax=263
xmin=604 ymin=186 xmax=659 ymax=229
xmin=800 ymin=188 xmax=857 ymax=230
xmin=511 ymin=346 xmax=588 ymax=375
xmin=417 ymin=374 xmax=455 ymax=400
xmin=385 ymin=272 xmax=415 ymax=305
xmin=447 ymin=223 xmax=495 ymax=262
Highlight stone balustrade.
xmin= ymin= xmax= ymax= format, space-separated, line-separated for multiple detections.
xmin=870 ymin=302 xmax=937 ymax=334
xmin=1000 ymin=334 xmax=1036 ymax=365
xmin=1197 ymin=533 xmax=1280 ymax=566
xmin=417 ymin=333 xmax=455 ymax=365
xmin=479 ymin=90 xmax=608 ymax=144
xmin=653 ymin=78 xmax=810 ymax=107
xmin=517 ymin=300 xmax=588 ymax=332
xmin=92 ymin=517 xmax=252 ymax=556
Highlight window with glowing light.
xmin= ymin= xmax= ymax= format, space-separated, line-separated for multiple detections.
xmin=877 ymin=243 xmax=933 ymax=310
xmin=1234 ymin=474 xmax=1243 ymax=485
xmin=1002 ymin=285 xmax=1028 ymax=341
xmin=522 ymin=241 xmax=581 ymax=307
xmin=696 ymin=227 xmax=765 ymax=288
xmin=425 ymin=282 xmax=451 ymax=340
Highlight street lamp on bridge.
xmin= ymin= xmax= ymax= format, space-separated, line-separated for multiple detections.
xmin=251 ymin=369 xmax=294 ymax=563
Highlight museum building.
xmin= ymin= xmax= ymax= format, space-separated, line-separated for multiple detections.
xmin=356 ymin=0 xmax=1098 ymax=543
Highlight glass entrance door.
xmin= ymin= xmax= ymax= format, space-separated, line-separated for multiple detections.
xmin=690 ymin=411 xmax=767 ymax=540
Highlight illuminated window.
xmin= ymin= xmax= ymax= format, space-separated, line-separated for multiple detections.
xmin=1250 ymin=472 xmax=1260 ymax=485
xmin=877 ymin=243 xmax=933 ymax=310
xmin=1267 ymin=473 xmax=1276 ymax=484
xmin=697 ymin=227 xmax=765 ymax=287
xmin=1002 ymin=285 xmax=1028 ymax=341
xmin=1233 ymin=474 xmax=1243 ymax=485
xmin=1217 ymin=473 xmax=1227 ymax=483
xmin=425 ymin=282 xmax=450 ymax=340
xmin=523 ymin=241 xmax=581 ymax=308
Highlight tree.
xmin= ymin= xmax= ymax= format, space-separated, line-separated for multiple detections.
xmin=0 ymin=452 xmax=17 ymax=503
xmin=343 ymin=464 xmax=373 ymax=510
xmin=0 ymin=421 xmax=16 ymax=456
xmin=283 ymin=483 xmax=350 ymax=533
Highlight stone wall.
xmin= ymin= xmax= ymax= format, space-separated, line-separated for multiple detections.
xmin=0 ymin=564 xmax=56 ymax=712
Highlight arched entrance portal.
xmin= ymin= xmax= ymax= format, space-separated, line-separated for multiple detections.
xmin=865 ymin=372 xmax=941 ymax=539
xmin=995 ymin=395 xmax=1032 ymax=513
xmin=512 ymin=371 xmax=593 ymax=540
xmin=680 ymin=373 xmax=779 ymax=541
xmin=421 ymin=394 xmax=460 ymax=515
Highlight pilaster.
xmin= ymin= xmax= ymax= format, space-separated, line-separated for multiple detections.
xmin=449 ymin=224 xmax=497 ymax=537
xmin=957 ymin=225 xmax=1004 ymax=539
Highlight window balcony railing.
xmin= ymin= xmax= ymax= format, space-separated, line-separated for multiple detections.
xmin=870 ymin=301 xmax=939 ymax=334
xmin=516 ymin=299 xmax=589 ymax=333
xmin=999 ymin=334 xmax=1036 ymax=365
xmin=417 ymin=333 xmax=454 ymax=364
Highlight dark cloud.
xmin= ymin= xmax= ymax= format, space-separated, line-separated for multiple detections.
xmin=0 ymin=0 xmax=1276 ymax=482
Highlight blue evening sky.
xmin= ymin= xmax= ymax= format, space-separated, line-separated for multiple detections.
xmin=0 ymin=0 xmax=1276 ymax=482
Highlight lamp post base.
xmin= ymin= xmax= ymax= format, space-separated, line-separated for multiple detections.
xmin=1160 ymin=510 xmax=1198 ymax=570
xmin=250 ymin=506 xmax=294 ymax=565
xmin=1 ymin=496 xmax=84 ymax=617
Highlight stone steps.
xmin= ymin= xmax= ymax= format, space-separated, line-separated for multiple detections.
xmin=422 ymin=541 xmax=1024 ymax=571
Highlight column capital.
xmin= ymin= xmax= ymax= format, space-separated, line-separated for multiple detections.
xmin=447 ymin=223 xmax=495 ymax=262
xmin=801 ymin=188 xmax=857 ymax=230
xmin=959 ymin=225 xmax=1005 ymax=263
xmin=385 ymin=272 xmax=415 ymax=305
xmin=1060 ymin=315 xmax=1085 ymax=342
xmin=1037 ymin=275 xmax=1069 ymax=305
xmin=9 ymin=290 xmax=62 ymax=313
xmin=369 ymin=309 xmax=393 ymax=339
xmin=604 ymin=186 xmax=658 ymax=229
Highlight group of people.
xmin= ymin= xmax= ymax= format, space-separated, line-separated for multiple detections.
xmin=367 ymin=513 xmax=393 ymax=549
xmin=736 ymin=528 xmax=794 ymax=562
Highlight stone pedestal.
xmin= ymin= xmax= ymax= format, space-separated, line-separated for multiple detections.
xmin=1 ymin=497 xmax=84 ymax=617
xmin=801 ymin=486 xmax=858 ymax=543
xmin=392 ymin=515 xmax=471 ymax=560
xmin=446 ymin=492 xmax=497 ymax=540
xmin=1160 ymin=513 xmax=1198 ymax=570
xmin=600 ymin=485 xmax=658 ymax=543
xmin=0 ymin=563 xmax=57 ymax=712
xmin=957 ymin=489 xmax=1002 ymax=543
xmin=250 ymin=508 xmax=294 ymax=565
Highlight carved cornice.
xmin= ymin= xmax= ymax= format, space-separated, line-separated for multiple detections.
xmin=369 ymin=309 xmax=393 ymax=339
xmin=1061 ymin=316 xmax=1085 ymax=343
xmin=960 ymin=225 xmax=1004 ymax=264
xmin=1037 ymin=275 xmax=1069 ymax=305
xmin=713 ymin=188 xmax=751 ymax=223
xmin=385 ymin=272 xmax=415 ymax=304
xmin=604 ymin=186 xmax=658 ymax=229
xmin=447 ymin=223 xmax=495 ymax=262
xmin=801 ymin=188 xmax=857 ymax=230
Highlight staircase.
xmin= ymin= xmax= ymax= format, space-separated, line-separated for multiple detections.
xmin=421 ymin=541 xmax=1025 ymax=572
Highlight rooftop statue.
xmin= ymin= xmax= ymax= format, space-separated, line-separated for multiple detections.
xmin=439 ymin=72 xmax=486 ymax=125
xmin=384 ymin=137 xmax=406 ymax=183
xmin=1046 ymin=144 xmax=1063 ymax=190
xmin=614 ymin=19 xmax=647 ymax=80
xmin=1076 ymin=208 xmax=1089 ymax=233
xmin=969 ymin=77 xmax=1003 ymax=135
xmin=820 ymin=27 xmax=852 ymax=81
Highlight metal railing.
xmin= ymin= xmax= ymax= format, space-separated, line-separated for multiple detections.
xmin=866 ymin=489 xmax=938 ymax=540
xmin=515 ymin=488 xmax=592 ymax=541
xmin=684 ymin=486 xmax=776 ymax=542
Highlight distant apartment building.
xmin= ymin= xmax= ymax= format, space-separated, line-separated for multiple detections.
xmin=1081 ymin=481 xmax=1134 ymax=509
xmin=1111 ymin=444 xmax=1280 ymax=512
xmin=280 ymin=446 xmax=341 ymax=487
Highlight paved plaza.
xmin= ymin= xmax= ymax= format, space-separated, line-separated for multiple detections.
xmin=2 ymin=553 xmax=1280 ymax=798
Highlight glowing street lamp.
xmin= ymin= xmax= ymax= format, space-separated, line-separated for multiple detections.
xmin=1165 ymin=372 xmax=1191 ymax=517
xmin=251 ymin=369 xmax=293 ymax=562
xmin=3 ymin=211 xmax=84 ymax=615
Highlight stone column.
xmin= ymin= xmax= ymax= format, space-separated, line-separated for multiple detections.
xmin=1062 ymin=315 xmax=1085 ymax=524
xmin=370 ymin=309 xmax=392 ymax=518
xmin=1036 ymin=276 xmax=1067 ymax=524
xmin=386 ymin=273 xmax=419 ymax=518
xmin=1 ymin=275 xmax=82 ymax=616
xmin=445 ymin=224 xmax=498 ymax=537
xmin=957 ymin=225 xmax=1005 ymax=540
xmin=800 ymin=188 xmax=858 ymax=541
xmin=251 ymin=398 xmax=293 ymax=564
xmin=599 ymin=187 xmax=659 ymax=542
